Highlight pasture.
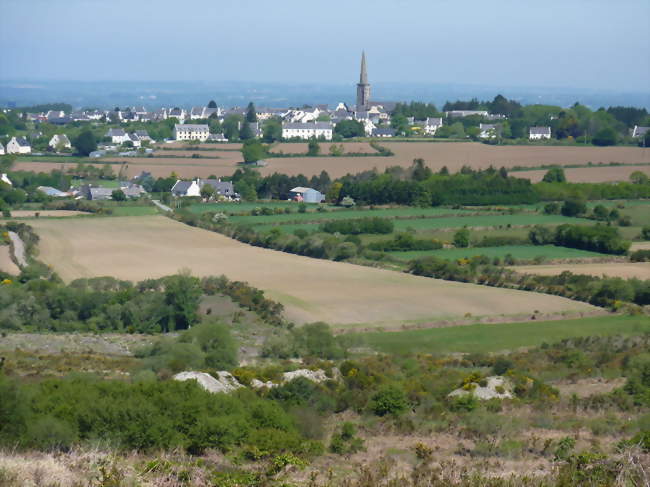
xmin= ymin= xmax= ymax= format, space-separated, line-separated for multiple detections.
xmin=14 ymin=142 xmax=649 ymax=180
xmin=388 ymin=245 xmax=608 ymax=262
xmin=28 ymin=215 xmax=596 ymax=328
xmin=511 ymin=262 xmax=650 ymax=279
xmin=252 ymin=213 xmax=593 ymax=234
xmin=358 ymin=314 xmax=650 ymax=354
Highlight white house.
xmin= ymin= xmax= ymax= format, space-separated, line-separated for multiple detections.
xmin=0 ymin=142 xmax=4 ymax=155
xmin=1 ymin=173 xmax=12 ymax=186
xmin=529 ymin=126 xmax=552 ymax=140
xmin=48 ymin=134 xmax=72 ymax=150
xmin=424 ymin=117 xmax=443 ymax=136
xmin=173 ymin=124 xmax=210 ymax=141
xmin=479 ymin=123 xmax=500 ymax=139
xmin=282 ymin=122 xmax=333 ymax=140
xmin=6 ymin=136 xmax=31 ymax=154
xmin=207 ymin=133 xmax=228 ymax=142
xmin=632 ymin=125 xmax=649 ymax=138
xmin=171 ymin=180 xmax=201 ymax=197
xmin=135 ymin=130 xmax=154 ymax=143
xmin=106 ymin=128 xmax=130 ymax=144
xmin=127 ymin=133 xmax=141 ymax=147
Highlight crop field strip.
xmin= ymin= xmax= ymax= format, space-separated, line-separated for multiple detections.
xmin=28 ymin=215 xmax=596 ymax=327
xmin=510 ymin=262 xmax=650 ymax=280
xmin=356 ymin=315 xmax=650 ymax=355
xmin=14 ymin=142 xmax=649 ymax=180
xmin=252 ymin=213 xmax=594 ymax=234
xmin=387 ymin=245 xmax=610 ymax=262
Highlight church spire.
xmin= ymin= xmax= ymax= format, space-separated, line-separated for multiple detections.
xmin=359 ymin=51 xmax=368 ymax=85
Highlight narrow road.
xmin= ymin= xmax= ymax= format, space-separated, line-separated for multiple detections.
xmin=152 ymin=200 xmax=172 ymax=213
xmin=8 ymin=231 xmax=27 ymax=267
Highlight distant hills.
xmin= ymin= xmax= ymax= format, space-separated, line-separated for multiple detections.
xmin=1 ymin=79 xmax=649 ymax=110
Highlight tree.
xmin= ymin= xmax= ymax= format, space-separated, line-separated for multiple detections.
xmin=542 ymin=167 xmax=566 ymax=183
xmin=239 ymin=122 xmax=253 ymax=140
xmin=262 ymin=118 xmax=282 ymax=142
xmin=222 ymin=114 xmax=243 ymax=141
xmin=453 ymin=228 xmax=470 ymax=248
xmin=307 ymin=138 xmax=320 ymax=156
xmin=411 ymin=158 xmax=432 ymax=181
xmin=592 ymin=127 xmax=617 ymax=146
xmin=630 ymin=171 xmax=649 ymax=185
xmin=162 ymin=274 xmax=202 ymax=331
xmin=73 ymin=130 xmax=97 ymax=156
xmin=390 ymin=114 xmax=409 ymax=135
xmin=245 ymin=102 xmax=257 ymax=123
xmin=326 ymin=182 xmax=343 ymax=203
xmin=371 ymin=385 xmax=408 ymax=416
xmin=329 ymin=144 xmax=344 ymax=156
xmin=561 ymin=198 xmax=587 ymax=217
xmin=334 ymin=120 xmax=364 ymax=138
xmin=241 ymin=139 xmax=266 ymax=163
xmin=200 ymin=185 xmax=215 ymax=200
xmin=207 ymin=100 xmax=217 ymax=108
xmin=111 ymin=189 xmax=126 ymax=201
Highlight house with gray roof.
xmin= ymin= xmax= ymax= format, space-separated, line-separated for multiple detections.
xmin=37 ymin=186 xmax=68 ymax=197
xmin=372 ymin=127 xmax=396 ymax=137
xmin=632 ymin=126 xmax=649 ymax=138
xmin=171 ymin=180 xmax=201 ymax=197
xmin=198 ymin=178 xmax=238 ymax=200
xmin=282 ymin=122 xmax=333 ymax=140
xmin=529 ymin=126 xmax=552 ymax=140
xmin=106 ymin=128 xmax=129 ymax=144
xmin=6 ymin=136 xmax=31 ymax=154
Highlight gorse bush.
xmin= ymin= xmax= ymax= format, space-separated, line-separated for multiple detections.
xmin=0 ymin=373 xmax=314 ymax=456
xmin=320 ymin=217 xmax=394 ymax=235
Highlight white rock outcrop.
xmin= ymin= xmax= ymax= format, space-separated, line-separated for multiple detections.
xmin=448 ymin=376 xmax=513 ymax=400
xmin=282 ymin=368 xmax=329 ymax=383
xmin=250 ymin=378 xmax=278 ymax=389
xmin=173 ymin=371 xmax=243 ymax=394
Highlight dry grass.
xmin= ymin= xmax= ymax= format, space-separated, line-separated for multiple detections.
xmin=511 ymin=262 xmax=650 ymax=279
xmin=28 ymin=216 xmax=595 ymax=327
xmin=630 ymin=242 xmax=650 ymax=251
xmin=0 ymin=245 xmax=19 ymax=275
xmin=511 ymin=165 xmax=650 ymax=183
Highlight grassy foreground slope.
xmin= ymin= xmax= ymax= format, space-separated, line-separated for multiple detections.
xmin=360 ymin=315 xmax=650 ymax=354
xmin=28 ymin=216 xmax=596 ymax=327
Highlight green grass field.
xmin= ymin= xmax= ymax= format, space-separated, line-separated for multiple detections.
xmin=357 ymin=315 xmax=650 ymax=355
xmin=254 ymin=213 xmax=593 ymax=234
xmin=388 ymin=245 xmax=608 ymax=262
xmin=187 ymin=201 xmax=319 ymax=215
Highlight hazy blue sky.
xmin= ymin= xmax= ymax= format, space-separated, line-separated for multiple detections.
xmin=1 ymin=0 xmax=648 ymax=92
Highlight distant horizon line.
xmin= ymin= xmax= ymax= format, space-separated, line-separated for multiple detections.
xmin=1 ymin=78 xmax=649 ymax=95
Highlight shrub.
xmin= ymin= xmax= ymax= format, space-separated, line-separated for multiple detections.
xmin=630 ymin=250 xmax=650 ymax=262
xmin=320 ymin=217 xmax=393 ymax=235
xmin=561 ymin=198 xmax=587 ymax=217
xmin=370 ymin=385 xmax=408 ymax=416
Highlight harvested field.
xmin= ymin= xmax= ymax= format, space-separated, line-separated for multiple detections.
xmin=511 ymin=164 xmax=650 ymax=183
xmin=16 ymin=143 xmax=649 ymax=180
xmin=28 ymin=216 xmax=595 ymax=327
xmin=631 ymin=241 xmax=650 ymax=251
xmin=270 ymin=142 xmax=376 ymax=154
xmin=511 ymin=262 xmax=650 ymax=279
xmin=0 ymin=246 xmax=20 ymax=275
xmin=3 ymin=210 xmax=89 ymax=218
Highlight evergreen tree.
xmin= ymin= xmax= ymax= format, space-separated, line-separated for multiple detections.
xmin=246 ymin=102 xmax=257 ymax=122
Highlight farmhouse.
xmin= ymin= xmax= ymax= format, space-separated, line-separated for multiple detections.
xmin=199 ymin=179 xmax=237 ymax=199
xmin=632 ymin=125 xmax=649 ymax=138
xmin=282 ymin=122 xmax=333 ymax=140
xmin=173 ymin=124 xmax=210 ymax=142
xmin=290 ymin=187 xmax=325 ymax=203
xmin=48 ymin=134 xmax=71 ymax=150
xmin=6 ymin=136 xmax=31 ymax=154
xmin=207 ymin=133 xmax=228 ymax=142
xmin=424 ymin=117 xmax=443 ymax=135
xmin=372 ymin=127 xmax=396 ymax=137
xmin=37 ymin=186 xmax=68 ymax=197
xmin=478 ymin=124 xmax=500 ymax=139
xmin=529 ymin=126 xmax=552 ymax=140
xmin=171 ymin=180 xmax=201 ymax=197
xmin=106 ymin=128 xmax=130 ymax=144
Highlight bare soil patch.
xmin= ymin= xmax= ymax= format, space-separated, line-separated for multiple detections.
xmin=511 ymin=165 xmax=650 ymax=183
xmin=551 ymin=377 xmax=626 ymax=398
xmin=28 ymin=216 xmax=595 ymax=327
xmin=511 ymin=262 xmax=650 ymax=279
xmin=631 ymin=241 xmax=650 ymax=251
xmin=271 ymin=142 xmax=376 ymax=154
xmin=0 ymin=245 xmax=19 ymax=275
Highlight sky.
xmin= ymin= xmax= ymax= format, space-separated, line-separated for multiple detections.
xmin=1 ymin=0 xmax=649 ymax=92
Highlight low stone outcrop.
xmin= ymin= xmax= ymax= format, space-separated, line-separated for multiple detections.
xmin=173 ymin=371 xmax=243 ymax=394
xmin=448 ymin=376 xmax=513 ymax=400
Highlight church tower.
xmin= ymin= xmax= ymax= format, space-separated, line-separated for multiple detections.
xmin=356 ymin=51 xmax=370 ymax=111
